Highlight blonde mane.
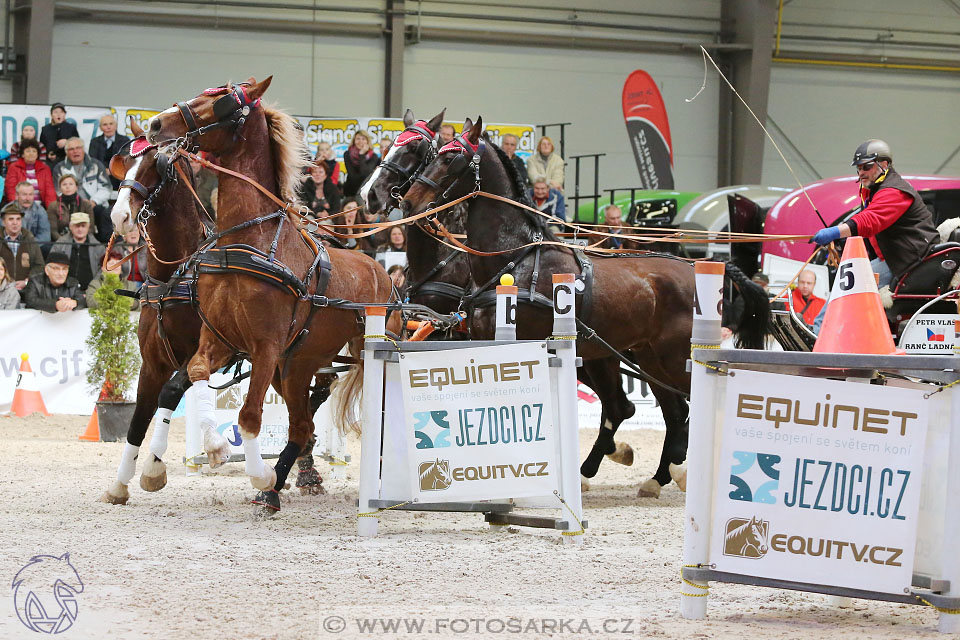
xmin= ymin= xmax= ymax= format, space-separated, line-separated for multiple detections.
xmin=262 ymin=104 xmax=310 ymax=205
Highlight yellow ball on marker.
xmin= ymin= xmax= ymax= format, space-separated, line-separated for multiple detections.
xmin=20 ymin=353 xmax=28 ymax=361
xmin=500 ymin=274 xmax=515 ymax=286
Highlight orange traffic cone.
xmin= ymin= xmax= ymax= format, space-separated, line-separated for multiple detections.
xmin=814 ymin=236 xmax=903 ymax=355
xmin=10 ymin=353 xmax=50 ymax=417
xmin=79 ymin=382 xmax=112 ymax=442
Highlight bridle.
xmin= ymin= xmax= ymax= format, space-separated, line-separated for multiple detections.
xmin=119 ymin=145 xmax=178 ymax=226
xmin=413 ymin=130 xmax=485 ymax=208
xmin=377 ymin=120 xmax=438 ymax=202
xmin=175 ymin=83 xmax=261 ymax=142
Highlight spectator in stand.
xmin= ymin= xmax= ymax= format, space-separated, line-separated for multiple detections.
xmin=48 ymin=174 xmax=95 ymax=241
xmin=314 ymin=142 xmax=341 ymax=186
xmin=1 ymin=182 xmax=51 ymax=250
xmin=438 ymin=124 xmax=456 ymax=145
xmin=501 ymin=134 xmax=529 ymax=186
xmin=188 ymin=153 xmax=217 ymax=217
xmin=51 ymin=212 xmax=105 ymax=291
xmin=378 ymin=225 xmax=407 ymax=254
xmin=527 ymin=177 xmax=566 ymax=231
xmin=88 ymin=113 xmax=131 ymax=192
xmin=527 ymin=135 xmax=565 ymax=192
xmin=122 ymin=226 xmax=146 ymax=285
xmin=356 ymin=206 xmax=388 ymax=256
xmin=5 ymin=140 xmax=56 ymax=207
xmin=8 ymin=117 xmax=47 ymax=168
xmin=387 ymin=263 xmax=405 ymax=294
xmin=39 ymin=102 xmax=79 ymax=168
xmin=53 ymin=137 xmax=112 ymax=242
xmin=0 ymin=257 xmax=21 ymax=309
xmin=23 ymin=251 xmax=86 ymax=313
xmin=302 ymin=162 xmax=341 ymax=218
xmin=599 ymin=203 xmax=624 ymax=249
xmin=379 ymin=135 xmax=393 ymax=159
xmin=791 ymin=269 xmax=825 ymax=327
xmin=339 ymin=199 xmax=360 ymax=250
xmin=86 ymin=250 xmax=139 ymax=310
xmin=342 ymin=131 xmax=379 ymax=197
xmin=0 ymin=207 xmax=44 ymax=290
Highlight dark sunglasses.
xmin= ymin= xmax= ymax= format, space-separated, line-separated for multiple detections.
xmin=856 ymin=162 xmax=876 ymax=173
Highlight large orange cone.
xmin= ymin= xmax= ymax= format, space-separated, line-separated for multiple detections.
xmin=79 ymin=382 xmax=112 ymax=442
xmin=814 ymin=236 xmax=903 ymax=355
xmin=10 ymin=353 xmax=50 ymax=417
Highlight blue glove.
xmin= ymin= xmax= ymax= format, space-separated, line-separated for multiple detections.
xmin=812 ymin=226 xmax=842 ymax=245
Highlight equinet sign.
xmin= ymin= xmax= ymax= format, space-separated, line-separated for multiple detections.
xmin=407 ymin=359 xmax=542 ymax=391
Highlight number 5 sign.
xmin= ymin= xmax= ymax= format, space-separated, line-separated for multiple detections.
xmin=831 ymin=243 xmax=878 ymax=301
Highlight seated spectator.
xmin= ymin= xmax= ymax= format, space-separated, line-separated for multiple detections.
xmin=356 ymin=207 xmax=386 ymax=256
xmin=0 ymin=257 xmax=22 ymax=309
xmin=122 ymin=226 xmax=146 ymax=284
xmin=378 ymin=225 xmax=407 ymax=253
xmin=5 ymin=140 xmax=56 ymax=207
xmin=342 ymin=131 xmax=379 ymax=197
xmin=89 ymin=113 xmax=131 ymax=193
xmin=379 ymin=135 xmax=393 ymax=159
xmin=791 ymin=269 xmax=825 ymax=327
xmin=47 ymin=174 xmax=96 ymax=241
xmin=339 ymin=199 xmax=360 ymax=250
xmin=527 ymin=177 xmax=566 ymax=229
xmin=189 ymin=153 xmax=217 ymax=217
xmin=501 ymin=134 xmax=529 ymax=186
xmin=599 ymin=203 xmax=625 ymax=249
xmin=8 ymin=117 xmax=47 ymax=167
xmin=23 ymin=251 xmax=86 ymax=313
xmin=313 ymin=142 xmax=341 ymax=186
xmin=52 ymin=137 xmax=112 ymax=242
xmin=527 ymin=136 xmax=565 ymax=192
xmin=438 ymin=124 xmax=456 ymax=145
xmin=39 ymin=102 xmax=79 ymax=168
xmin=302 ymin=162 xmax=341 ymax=218
xmin=1 ymin=182 xmax=51 ymax=250
xmin=0 ymin=206 xmax=44 ymax=289
xmin=51 ymin=212 xmax=105 ymax=291
xmin=86 ymin=250 xmax=139 ymax=310
xmin=387 ymin=263 xmax=406 ymax=295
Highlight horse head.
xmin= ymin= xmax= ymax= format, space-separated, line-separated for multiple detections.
xmin=110 ymin=141 xmax=187 ymax=237
xmin=361 ymin=108 xmax=445 ymax=219
xmin=13 ymin=553 xmax=85 ymax=633
xmin=748 ymin=516 xmax=769 ymax=554
xmin=401 ymin=116 xmax=485 ymax=217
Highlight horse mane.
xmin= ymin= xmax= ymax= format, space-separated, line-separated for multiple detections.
xmin=262 ymin=104 xmax=310 ymax=205
xmin=485 ymin=136 xmax=558 ymax=241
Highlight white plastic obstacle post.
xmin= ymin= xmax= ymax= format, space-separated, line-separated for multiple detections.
xmin=552 ymin=273 xmax=583 ymax=546
xmin=184 ymin=387 xmax=202 ymax=476
xmin=495 ymin=275 xmax=518 ymax=341
xmin=939 ymin=385 xmax=960 ymax=633
xmin=357 ymin=307 xmax=387 ymax=537
xmin=680 ymin=261 xmax=725 ymax=618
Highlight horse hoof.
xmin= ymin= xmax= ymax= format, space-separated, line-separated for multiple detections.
xmin=669 ymin=462 xmax=687 ymax=492
xmin=251 ymin=489 xmax=281 ymax=515
xmin=204 ymin=429 xmax=232 ymax=469
xmin=637 ymin=478 xmax=662 ymax=499
xmin=139 ymin=456 xmax=168 ymax=492
xmin=250 ymin=466 xmax=277 ymax=491
xmin=99 ymin=481 xmax=129 ymax=505
xmin=606 ymin=442 xmax=634 ymax=467
xmin=580 ymin=474 xmax=590 ymax=492
xmin=296 ymin=467 xmax=326 ymax=495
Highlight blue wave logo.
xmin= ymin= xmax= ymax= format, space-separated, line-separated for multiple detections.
xmin=729 ymin=451 xmax=780 ymax=504
xmin=413 ymin=410 xmax=451 ymax=449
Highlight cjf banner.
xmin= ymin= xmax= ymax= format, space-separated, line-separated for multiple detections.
xmin=621 ymin=70 xmax=674 ymax=190
xmin=399 ymin=343 xmax=558 ymax=502
xmin=710 ymin=370 xmax=929 ymax=594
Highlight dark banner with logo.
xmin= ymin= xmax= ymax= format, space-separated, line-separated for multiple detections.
xmin=622 ymin=70 xmax=674 ymax=190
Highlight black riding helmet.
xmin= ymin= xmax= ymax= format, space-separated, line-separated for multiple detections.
xmin=851 ymin=139 xmax=892 ymax=166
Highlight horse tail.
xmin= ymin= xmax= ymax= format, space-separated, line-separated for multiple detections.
xmin=331 ymin=338 xmax=364 ymax=435
xmin=725 ymin=262 xmax=770 ymax=349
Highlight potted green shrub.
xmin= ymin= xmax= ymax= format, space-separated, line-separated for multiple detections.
xmin=86 ymin=272 xmax=140 ymax=442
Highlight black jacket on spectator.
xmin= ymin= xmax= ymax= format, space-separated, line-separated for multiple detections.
xmin=39 ymin=120 xmax=80 ymax=168
xmin=342 ymin=149 xmax=379 ymax=197
xmin=89 ymin=133 xmax=132 ymax=189
xmin=22 ymin=273 xmax=86 ymax=312
xmin=302 ymin=176 xmax=342 ymax=217
xmin=51 ymin=234 xmax=105 ymax=291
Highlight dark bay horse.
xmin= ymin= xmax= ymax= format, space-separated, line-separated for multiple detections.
xmin=142 ymin=77 xmax=395 ymax=513
xmin=401 ymin=118 xmax=769 ymax=497
xmin=360 ymin=110 xmax=635 ymax=483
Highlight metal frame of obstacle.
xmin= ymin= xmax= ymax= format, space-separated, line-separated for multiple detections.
xmin=681 ymin=262 xmax=960 ymax=633
xmin=356 ymin=274 xmax=586 ymax=544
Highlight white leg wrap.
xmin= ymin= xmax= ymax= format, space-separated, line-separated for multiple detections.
xmin=149 ymin=408 xmax=173 ymax=459
xmin=193 ymin=380 xmax=216 ymax=430
xmin=242 ymin=432 xmax=265 ymax=478
xmin=117 ymin=443 xmax=140 ymax=485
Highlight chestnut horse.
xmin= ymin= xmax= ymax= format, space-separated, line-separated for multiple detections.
xmin=401 ymin=118 xmax=769 ymax=497
xmin=139 ymin=77 xmax=395 ymax=513
xmin=102 ymin=136 xmax=328 ymax=506
xmin=360 ymin=110 xmax=636 ymax=484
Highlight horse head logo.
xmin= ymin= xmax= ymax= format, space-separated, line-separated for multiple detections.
xmin=12 ymin=553 xmax=84 ymax=634
xmin=723 ymin=516 xmax=770 ymax=559
xmin=216 ymin=385 xmax=243 ymax=410
xmin=418 ymin=458 xmax=453 ymax=491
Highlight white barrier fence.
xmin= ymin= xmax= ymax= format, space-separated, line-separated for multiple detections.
xmin=681 ymin=262 xmax=960 ymax=633
xmin=356 ymin=275 xmax=585 ymax=543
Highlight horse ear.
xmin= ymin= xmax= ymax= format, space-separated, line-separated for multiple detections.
xmin=403 ymin=109 xmax=415 ymax=127
xmin=130 ymin=117 xmax=144 ymax=138
xmin=463 ymin=117 xmax=473 ymax=132
xmin=426 ymin=109 xmax=446 ymax=132
xmin=109 ymin=154 xmax=129 ymax=181
xmin=246 ymin=75 xmax=273 ymax=101
xmin=466 ymin=116 xmax=483 ymax=145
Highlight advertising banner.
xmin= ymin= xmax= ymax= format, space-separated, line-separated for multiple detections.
xmin=621 ymin=70 xmax=674 ymax=190
xmin=399 ymin=343 xmax=559 ymax=502
xmin=898 ymin=314 xmax=960 ymax=355
xmin=710 ymin=370 xmax=929 ymax=594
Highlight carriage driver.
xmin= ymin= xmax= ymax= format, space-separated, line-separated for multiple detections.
xmin=812 ymin=139 xmax=939 ymax=288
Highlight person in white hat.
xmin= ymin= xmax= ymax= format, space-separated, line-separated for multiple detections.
xmin=50 ymin=211 xmax=105 ymax=291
